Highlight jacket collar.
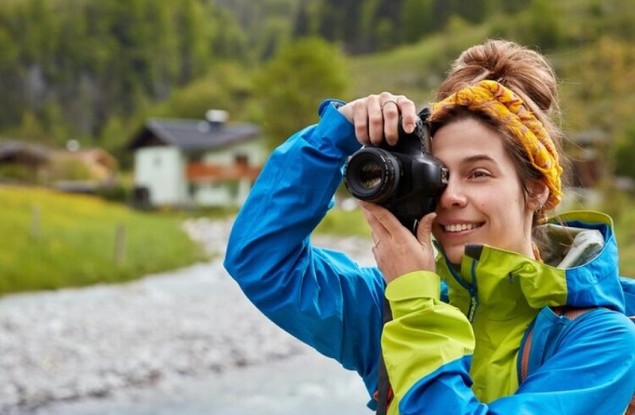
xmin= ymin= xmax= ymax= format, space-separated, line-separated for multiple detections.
xmin=434 ymin=211 xmax=625 ymax=319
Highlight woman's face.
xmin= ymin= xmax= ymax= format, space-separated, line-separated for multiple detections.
xmin=431 ymin=117 xmax=539 ymax=264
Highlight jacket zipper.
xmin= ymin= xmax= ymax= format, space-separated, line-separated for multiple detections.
xmin=466 ymin=290 xmax=479 ymax=322
xmin=465 ymin=260 xmax=479 ymax=322
xmin=445 ymin=256 xmax=479 ymax=322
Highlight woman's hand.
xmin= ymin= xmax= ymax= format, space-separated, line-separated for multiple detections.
xmin=360 ymin=201 xmax=437 ymax=284
xmin=338 ymin=92 xmax=418 ymax=146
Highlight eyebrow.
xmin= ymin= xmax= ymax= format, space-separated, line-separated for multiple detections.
xmin=461 ymin=154 xmax=497 ymax=164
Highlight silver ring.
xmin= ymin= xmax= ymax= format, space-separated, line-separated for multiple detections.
xmin=380 ymin=99 xmax=398 ymax=110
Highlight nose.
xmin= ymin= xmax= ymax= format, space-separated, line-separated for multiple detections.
xmin=438 ymin=175 xmax=467 ymax=209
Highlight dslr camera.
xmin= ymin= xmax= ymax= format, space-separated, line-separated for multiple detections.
xmin=343 ymin=108 xmax=448 ymax=231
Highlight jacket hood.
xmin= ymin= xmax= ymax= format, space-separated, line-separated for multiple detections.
xmin=536 ymin=210 xmax=624 ymax=312
xmin=436 ymin=210 xmax=626 ymax=316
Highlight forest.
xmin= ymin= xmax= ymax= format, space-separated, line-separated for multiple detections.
xmin=2 ymin=0 xmax=635 ymax=179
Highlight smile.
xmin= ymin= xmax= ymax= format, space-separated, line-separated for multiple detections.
xmin=442 ymin=222 xmax=484 ymax=233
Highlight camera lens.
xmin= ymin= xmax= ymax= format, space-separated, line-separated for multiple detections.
xmin=343 ymin=148 xmax=400 ymax=203
xmin=358 ymin=161 xmax=383 ymax=190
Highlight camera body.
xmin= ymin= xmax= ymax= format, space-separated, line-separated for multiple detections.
xmin=343 ymin=109 xmax=448 ymax=231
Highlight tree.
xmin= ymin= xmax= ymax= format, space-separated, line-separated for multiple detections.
xmin=526 ymin=0 xmax=563 ymax=50
xmin=402 ymin=0 xmax=434 ymax=43
xmin=253 ymin=37 xmax=348 ymax=149
xmin=614 ymin=122 xmax=635 ymax=182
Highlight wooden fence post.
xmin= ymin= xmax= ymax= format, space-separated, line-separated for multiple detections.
xmin=114 ymin=223 xmax=126 ymax=265
xmin=31 ymin=204 xmax=41 ymax=241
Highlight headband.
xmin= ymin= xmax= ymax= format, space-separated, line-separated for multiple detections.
xmin=429 ymin=80 xmax=562 ymax=210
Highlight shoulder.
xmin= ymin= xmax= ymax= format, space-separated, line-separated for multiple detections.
xmin=558 ymin=307 xmax=635 ymax=355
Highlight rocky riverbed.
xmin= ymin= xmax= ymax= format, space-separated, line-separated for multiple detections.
xmin=0 ymin=218 xmax=375 ymax=414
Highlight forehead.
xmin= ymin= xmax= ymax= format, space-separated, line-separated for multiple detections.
xmin=430 ymin=118 xmax=510 ymax=164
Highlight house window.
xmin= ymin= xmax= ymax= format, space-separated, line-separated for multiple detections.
xmin=235 ymin=154 xmax=248 ymax=166
xmin=228 ymin=180 xmax=240 ymax=197
xmin=190 ymin=151 xmax=204 ymax=162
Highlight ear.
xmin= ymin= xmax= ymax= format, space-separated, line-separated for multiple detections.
xmin=526 ymin=180 xmax=549 ymax=212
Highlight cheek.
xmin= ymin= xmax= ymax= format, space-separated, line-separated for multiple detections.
xmin=481 ymin=195 xmax=522 ymax=223
xmin=494 ymin=196 xmax=527 ymax=229
xmin=491 ymin=186 xmax=526 ymax=214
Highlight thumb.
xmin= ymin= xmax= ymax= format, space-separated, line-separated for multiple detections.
xmin=416 ymin=212 xmax=437 ymax=246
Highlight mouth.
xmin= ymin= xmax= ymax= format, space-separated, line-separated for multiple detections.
xmin=441 ymin=222 xmax=484 ymax=233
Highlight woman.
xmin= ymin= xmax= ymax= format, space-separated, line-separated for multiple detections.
xmin=224 ymin=39 xmax=635 ymax=414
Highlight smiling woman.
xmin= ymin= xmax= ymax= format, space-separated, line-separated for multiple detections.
xmin=430 ymin=117 xmax=544 ymax=264
xmin=223 ymin=39 xmax=635 ymax=415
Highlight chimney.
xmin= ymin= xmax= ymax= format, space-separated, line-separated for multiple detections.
xmin=205 ymin=109 xmax=228 ymax=128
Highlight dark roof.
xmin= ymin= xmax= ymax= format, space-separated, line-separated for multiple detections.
xmin=128 ymin=118 xmax=261 ymax=151
xmin=0 ymin=140 xmax=51 ymax=163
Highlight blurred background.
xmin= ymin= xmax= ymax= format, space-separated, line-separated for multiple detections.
xmin=3 ymin=0 xmax=635 ymax=292
xmin=1 ymin=0 xmax=635 ymax=413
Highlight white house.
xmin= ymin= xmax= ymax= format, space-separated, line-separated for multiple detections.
xmin=128 ymin=111 xmax=266 ymax=208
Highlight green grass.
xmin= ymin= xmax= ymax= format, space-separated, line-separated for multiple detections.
xmin=0 ymin=186 xmax=207 ymax=296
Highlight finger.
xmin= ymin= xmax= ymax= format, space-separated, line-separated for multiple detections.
xmin=382 ymin=95 xmax=418 ymax=145
xmin=360 ymin=201 xmax=408 ymax=241
xmin=337 ymin=100 xmax=355 ymax=123
xmin=362 ymin=209 xmax=385 ymax=254
xmin=359 ymin=201 xmax=391 ymax=240
xmin=368 ymin=95 xmax=385 ymax=146
xmin=379 ymin=93 xmax=400 ymax=145
xmin=414 ymin=212 xmax=438 ymax=271
xmin=351 ymin=95 xmax=385 ymax=146
xmin=349 ymin=99 xmax=371 ymax=145
xmin=397 ymin=98 xmax=419 ymax=134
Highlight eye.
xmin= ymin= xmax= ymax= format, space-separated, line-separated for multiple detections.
xmin=469 ymin=169 xmax=491 ymax=179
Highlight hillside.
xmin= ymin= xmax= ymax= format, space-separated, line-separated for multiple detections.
xmin=2 ymin=0 xmax=634 ymax=159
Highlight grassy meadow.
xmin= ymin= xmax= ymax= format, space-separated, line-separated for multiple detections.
xmin=0 ymin=186 xmax=207 ymax=296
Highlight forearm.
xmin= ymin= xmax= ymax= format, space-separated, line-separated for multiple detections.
xmin=223 ymin=100 xmax=385 ymax=386
xmin=224 ymin=100 xmax=360 ymax=302
xmin=382 ymin=271 xmax=475 ymax=411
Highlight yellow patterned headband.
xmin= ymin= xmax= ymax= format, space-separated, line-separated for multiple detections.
xmin=429 ymin=80 xmax=563 ymax=210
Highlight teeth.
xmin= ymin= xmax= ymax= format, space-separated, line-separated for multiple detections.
xmin=444 ymin=223 xmax=479 ymax=233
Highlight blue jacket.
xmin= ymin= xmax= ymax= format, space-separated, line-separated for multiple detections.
xmin=224 ymin=100 xmax=635 ymax=414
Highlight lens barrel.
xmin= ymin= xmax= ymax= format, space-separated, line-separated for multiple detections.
xmin=343 ymin=148 xmax=401 ymax=203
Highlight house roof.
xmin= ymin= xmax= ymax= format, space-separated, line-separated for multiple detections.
xmin=128 ymin=117 xmax=261 ymax=151
xmin=54 ymin=148 xmax=118 ymax=169
xmin=0 ymin=140 xmax=51 ymax=164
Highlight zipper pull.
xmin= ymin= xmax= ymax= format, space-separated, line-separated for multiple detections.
xmin=467 ymin=294 xmax=479 ymax=322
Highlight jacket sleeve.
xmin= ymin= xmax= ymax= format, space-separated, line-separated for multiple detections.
xmin=223 ymin=100 xmax=386 ymax=395
xmin=383 ymin=272 xmax=635 ymax=414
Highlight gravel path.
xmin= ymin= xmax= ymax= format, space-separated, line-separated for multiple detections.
xmin=0 ymin=218 xmax=375 ymax=414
